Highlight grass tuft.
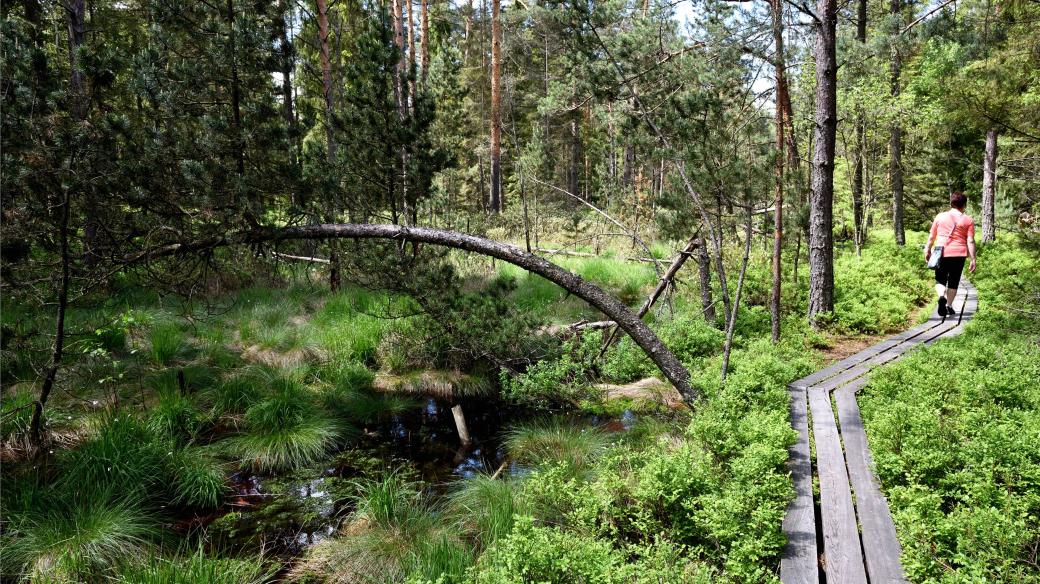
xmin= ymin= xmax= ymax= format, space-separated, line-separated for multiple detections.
xmin=504 ymin=418 xmax=611 ymax=472
xmin=1 ymin=496 xmax=157 ymax=582
xmin=149 ymin=323 xmax=186 ymax=366
xmin=227 ymin=378 xmax=343 ymax=472
xmin=114 ymin=546 xmax=271 ymax=584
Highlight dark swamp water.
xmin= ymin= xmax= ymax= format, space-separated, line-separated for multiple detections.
xmin=175 ymin=397 xmax=641 ymax=562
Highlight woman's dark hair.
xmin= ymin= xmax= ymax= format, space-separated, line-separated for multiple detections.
xmin=950 ymin=191 xmax=968 ymax=209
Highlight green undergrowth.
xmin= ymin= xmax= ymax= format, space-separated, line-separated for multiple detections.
xmin=474 ymin=340 xmax=815 ymax=582
xmin=829 ymin=237 xmax=934 ymax=334
xmin=859 ymin=239 xmax=1040 ymax=583
xmin=1 ymin=232 xmax=948 ymax=582
xmin=296 ymin=340 xmax=814 ymax=583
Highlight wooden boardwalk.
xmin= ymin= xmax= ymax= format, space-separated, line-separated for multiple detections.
xmin=781 ymin=280 xmax=978 ymax=584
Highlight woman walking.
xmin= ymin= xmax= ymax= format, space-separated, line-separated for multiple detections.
xmin=924 ymin=192 xmax=977 ymax=316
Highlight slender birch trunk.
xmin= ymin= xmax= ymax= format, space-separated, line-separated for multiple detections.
xmin=982 ymin=128 xmax=998 ymax=242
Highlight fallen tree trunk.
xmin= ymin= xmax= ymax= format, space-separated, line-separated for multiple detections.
xmin=128 ymin=223 xmax=699 ymax=405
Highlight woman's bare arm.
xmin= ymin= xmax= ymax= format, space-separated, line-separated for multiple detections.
xmin=924 ymin=219 xmax=939 ymax=261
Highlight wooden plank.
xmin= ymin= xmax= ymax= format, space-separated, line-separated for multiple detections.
xmin=793 ymin=315 xmax=947 ymax=391
xmin=808 ymin=387 xmax=868 ymax=584
xmin=835 ymin=382 xmax=908 ymax=584
xmin=781 ymin=385 xmax=819 ymax=584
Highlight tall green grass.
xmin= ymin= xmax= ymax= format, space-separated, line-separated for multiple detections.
xmin=449 ymin=476 xmax=526 ymax=550
xmin=294 ymin=471 xmax=470 ymax=583
xmin=0 ymin=495 xmax=157 ymax=582
xmin=114 ymin=547 xmax=271 ymax=584
xmin=504 ymin=418 xmax=611 ymax=472
xmin=227 ymin=377 xmax=343 ymax=472
xmin=149 ymin=323 xmax=186 ymax=366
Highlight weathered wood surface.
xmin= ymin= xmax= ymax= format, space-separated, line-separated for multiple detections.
xmin=809 ymin=386 xmax=868 ymax=583
xmin=780 ymin=280 xmax=976 ymax=584
xmin=835 ymin=380 xmax=905 ymax=584
xmin=780 ymin=385 xmax=817 ymax=584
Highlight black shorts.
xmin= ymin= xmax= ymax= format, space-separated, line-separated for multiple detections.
xmin=935 ymin=256 xmax=966 ymax=289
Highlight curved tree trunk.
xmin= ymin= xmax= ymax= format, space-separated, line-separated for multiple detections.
xmin=130 ymin=224 xmax=699 ymax=404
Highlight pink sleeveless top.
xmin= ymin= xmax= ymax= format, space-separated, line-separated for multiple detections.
xmin=930 ymin=210 xmax=974 ymax=257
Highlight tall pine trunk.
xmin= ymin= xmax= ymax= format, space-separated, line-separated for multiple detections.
xmin=808 ymin=0 xmax=837 ymax=324
xmin=770 ymin=0 xmax=787 ymax=343
xmin=890 ymin=0 xmax=906 ymax=246
xmin=66 ymin=0 xmax=86 ymax=119
xmin=392 ymin=0 xmax=410 ymax=223
xmin=982 ymin=128 xmax=998 ymax=241
xmin=852 ymin=0 xmax=867 ymax=252
xmin=406 ymin=0 xmax=416 ymax=98
xmin=489 ymin=0 xmax=503 ymax=213
xmin=316 ymin=0 xmax=340 ymax=289
xmin=420 ymin=0 xmax=430 ymax=87
xmin=569 ymin=109 xmax=581 ymax=198
xmin=226 ymin=0 xmax=245 ymax=176
xmin=277 ymin=0 xmax=298 ymax=167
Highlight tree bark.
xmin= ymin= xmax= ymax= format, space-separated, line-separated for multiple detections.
xmin=30 ymin=189 xmax=72 ymax=449
xmin=890 ymin=0 xmax=906 ymax=246
xmin=568 ymin=109 xmax=581 ymax=203
xmin=489 ymin=0 xmax=503 ymax=213
xmin=697 ymin=236 xmax=716 ymax=324
xmin=420 ymin=0 xmax=430 ymax=87
xmin=226 ymin=0 xmax=245 ymax=176
xmin=65 ymin=0 xmax=86 ymax=119
xmin=316 ymin=0 xmax=335 ymax=163
xmin=277 ymin=0 xmax=298 ymax=166
xmin=392 ymin=0 xmax=410 ymax=223
xmin=770 ymin=0 xmax=786 ymax=343
xmin=851 ymin=0 xmax=867 ymax=252
xmin=721 ymin=208 xmax=754 ymax=379
xmin=130 ymin=224 xmax=699 ymax=404
xmin=808 ymin=0 xmax=837 ymax=324
xmin=982 ymin=128 xmax=998 ymax=242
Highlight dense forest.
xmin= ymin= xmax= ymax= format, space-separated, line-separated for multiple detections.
xmin=1 ymin=0 xmax=1038 ymax=581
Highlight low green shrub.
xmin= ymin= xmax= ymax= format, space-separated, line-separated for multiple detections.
xmin=602 ymin=313 xmax=725 ymax=383
xmin=859 ymin=240 xmax=1040 ymax=583
xmin=830 ymin=239 xmax=933 ymax=334
xmin=505 ymin=339 xmax=814 ymax=582
xmin=500 ymin=335 xmax=598 ymax=407
xmin=469 ymin=516 xmax=625 ymax=583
